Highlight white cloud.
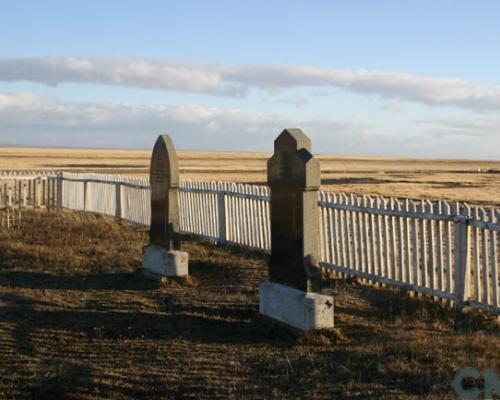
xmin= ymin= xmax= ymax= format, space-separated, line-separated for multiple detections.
xmin=381 ymin=100 xmax=404 ymax=113
xmin=0 ymin=92 xmax=312 ymax=150
xmin=420 ymin=116 xmax=500 ymax=138
xmin=1 ymin=57 xmax=500 ymax=111
xmin=0 ymin=92 xmax=498 ymax=159
xmin=276 ymin=95 xmax=309 ymax=107
xmin=0 ymin=58 xmax=231 ymax=94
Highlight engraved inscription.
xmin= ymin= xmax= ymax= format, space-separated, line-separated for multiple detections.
xmin=148 ymin=135 xmax=180 ymax=250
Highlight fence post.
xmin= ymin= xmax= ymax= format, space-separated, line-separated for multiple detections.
xmin=217 ymin=190 xmax=227 ymax=244
xmin=48 ymin=177 xmax=52 ymax=208
xmin=31 ymin=179 xmax=35 ymax=208
xmin=115 ymin=182 xmax=122 ymax=220
xmin=27 ymin=180 xmax=32 ymax=207
xmin=22 ymin=182 xmax=27 ymax=207
xmin=7 ymin=186 xmax=12 ymax=208
xmin=41 ymin=178 xmax=46 ymax=207
xmin=34 ymin=179 xmax=41 ymax=208
xmin=81 ymin=181 xmax=87 ymax=212
xmin=50 ymin=176 xmax=56 ymax=209
xmin=17 ymin=180 xmax=22 ymax=207
xmin=46 ymin=177 xmax=52 ymax=209
xmin=56 ymin=173 xmax=63 ymax=209
xmin=454 ymin=207 xmax=471 ymax=309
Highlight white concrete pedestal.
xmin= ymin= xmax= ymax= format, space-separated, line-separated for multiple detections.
xmin=141 ymin=245 xmax=188 ymax=277
xmin=259 ymin=282 xmax=334 ymax=331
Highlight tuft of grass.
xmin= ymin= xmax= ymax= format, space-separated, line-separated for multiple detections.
xmin=298 ymin=328 xmax=350 ymax=347
xmin=27 ymin=360 xmax=92 ymax=400
xmin=157 ymin=275 xmax=201 ymax=288
xmin=455 ymin=306 xmax=500 ymax=332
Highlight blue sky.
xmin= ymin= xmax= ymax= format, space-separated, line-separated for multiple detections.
xmin=0 ymin=1 xmax=499 ymax=158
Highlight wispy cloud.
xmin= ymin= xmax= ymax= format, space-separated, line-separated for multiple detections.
xmin=276 ymin=95 xmax=309 ymax=107
xmin=0 ymin=58 xmax=235 ymax=95
xmin=0 ymin=92 xmax=498 ymax=159
xmin=381 ymin=100 xmax=405 ymax=113
xmin=420 ymin=115 xmax=500 ymax=138
xmin=1 ymin=57 xmax=500 ymax=112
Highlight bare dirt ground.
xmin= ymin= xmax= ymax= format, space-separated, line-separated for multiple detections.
xmin=1 ymin=147 xmax=500 ymax=206
xmin=0 ymin=211 xmax=498 ymax=399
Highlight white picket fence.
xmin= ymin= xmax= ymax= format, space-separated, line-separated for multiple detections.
xmin=4 ymin=171 xmax=500 ymax=316
xmin=59 ymin=172 xmax=271 ymax=247
xmin=0 ymin=172 xmax=59 ymax=208
xmin=318 ymin=193 xmax=500 ymax=315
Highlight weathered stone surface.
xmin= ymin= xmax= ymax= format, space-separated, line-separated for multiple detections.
xmin=149 ymin=135 xmax=180 ymax=250
xmin=142 ymin=134 xmax=188 ymax=277
xmin=267 ymin=129 xmax=321 ymax=292
xmin=142 ymin=246 xmax=188 ymax=277
xmin=259 ymin=282 xmax=334 ymax=331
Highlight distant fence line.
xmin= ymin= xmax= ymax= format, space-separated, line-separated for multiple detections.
xmin=1 ymin=171 xmax=499 ymax=316
xmin=0 ymin=170 xmax=58 ymax=177
xmin=0 ymin=172 xmax=60 ymax=209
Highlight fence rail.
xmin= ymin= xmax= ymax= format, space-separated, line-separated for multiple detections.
xmin=59 ymin=173 xmax=272 ymax=248
xmin=3 ymin=171 xmax=500 ymax=316
xmin=318 ymin=193 xmax=500 ymax=315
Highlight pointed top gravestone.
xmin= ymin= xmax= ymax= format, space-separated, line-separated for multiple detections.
xmin=142 ymin=134 xmax=188 ymax=278
xmin=149 ymin=135 xmax=181 ymax=250
xmin=259 ymin=128 xmax=333 ymax=331
xmin=267 ymin=128 xmax=321 ymax=292
xmin=274 ymin=128 xmax=311 ymax=151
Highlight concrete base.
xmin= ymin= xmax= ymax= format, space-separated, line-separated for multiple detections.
xmin=141 ymin=245 xmax=188 ymax=277
xmin=259 ymin=282 xmax=334 ymax=331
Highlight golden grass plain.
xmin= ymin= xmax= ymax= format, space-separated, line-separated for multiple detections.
xmin=1 ymin=211 xmax=498 ymax=399
xmin=1 ymin=147 xmax=500 ymax=206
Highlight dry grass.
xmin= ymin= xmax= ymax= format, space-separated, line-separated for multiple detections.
xmin=0 ymin=210 xmax=498 ymax=399
xmin=1 ymin=147 xmax=500 ymax=206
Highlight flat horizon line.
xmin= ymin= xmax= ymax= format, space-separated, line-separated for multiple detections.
xmin=0 ymin=144 xmax=499 ymax=163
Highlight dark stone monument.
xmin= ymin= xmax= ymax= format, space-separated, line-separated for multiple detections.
xmin=259 ymin=129 xmax=333 ymax=330
xmin=267 ymin=128 xmax=321 ymax=292
xmin=149 ymin=135 xmax=181 ymax=250
xmin=142 ymin=135 xmax=188 ymax=277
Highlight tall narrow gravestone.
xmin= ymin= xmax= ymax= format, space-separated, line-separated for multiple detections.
xmin=141 ymin=135 xmax=188 ymax=278
xmin=259 ymin=129 xmax=334 ymax=330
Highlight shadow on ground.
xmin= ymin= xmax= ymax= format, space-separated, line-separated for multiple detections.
xmin=0 ymin=211 xmax=498 ymax=400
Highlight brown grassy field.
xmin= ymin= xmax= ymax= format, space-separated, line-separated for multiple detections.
xmin=0 ymin=210 xmax=498 ymax=399
xmin=1 ymin=147 xmax=500 ymax=206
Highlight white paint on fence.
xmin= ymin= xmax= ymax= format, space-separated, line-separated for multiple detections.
xmin=2 ymin=171 xmax=499 ymax=316
xmin=0 ymin=172 xmax=59 ymax=209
